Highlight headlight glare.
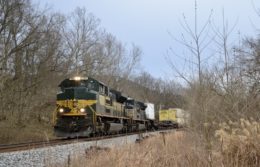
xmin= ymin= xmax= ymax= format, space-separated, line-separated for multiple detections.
xmin=80 ymin=108 xmax=85 ymax=113
xmin=59 ymin=108 xmax=64 ymax=113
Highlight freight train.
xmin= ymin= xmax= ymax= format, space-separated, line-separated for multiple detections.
xmin=53 ymin=76 xmax=156 ymax=138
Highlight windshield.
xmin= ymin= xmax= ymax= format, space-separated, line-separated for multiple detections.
xmin=59 ymin=79 xmax=98 ymax=93
xmin=60 ymin=80 xmax=85 ymax=88
xmin=57 ymin=87 xmax=89 ymax=100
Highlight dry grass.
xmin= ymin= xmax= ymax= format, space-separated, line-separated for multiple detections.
xmin=83 ymin=132 xmax=210 ymax=167
xmin=54 ymin=131 xmax=215 ymax=167
xmin=0 ymin=104 xmax=55 ymax=144
xmin=52 ymin=119 xmax=260 ymax=167
xmin=215 ymin=118 xmax=260 ymax=167
xmin=0 ymin=118 xmax=55 ymax=144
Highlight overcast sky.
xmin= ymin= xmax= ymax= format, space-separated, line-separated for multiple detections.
xmin=33 ymin=0 xmax=260 ymax=78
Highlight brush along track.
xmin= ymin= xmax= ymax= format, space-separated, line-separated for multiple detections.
xmin=0 ymin=128 xmax=177 ymax=153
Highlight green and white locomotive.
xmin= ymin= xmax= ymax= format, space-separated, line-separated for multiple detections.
xmin=53 ymin=76 xmax=155 ymax=138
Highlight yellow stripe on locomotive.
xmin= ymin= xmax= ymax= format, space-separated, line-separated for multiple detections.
xmin=56 ymin=99 xmax=97 ymax=116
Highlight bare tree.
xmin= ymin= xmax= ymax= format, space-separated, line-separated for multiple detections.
xmin=63 ymin=7 xmax=100 ymax=76
xmin=0 ymin=0 xmax=66 ymax=123
xmin=238 ymin=38 xmax=260 ymax=95
xmin=168 ymin=0 xmax=214 ymax=86
xmin=211 ymin=9 xmax=238 ymax=91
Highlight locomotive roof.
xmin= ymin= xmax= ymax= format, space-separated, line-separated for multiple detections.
xmin=59 ymin=77 xmax=101 ymax=87
xmin=110 ymin=89 xmax=128 ymax=103
xmin=58 ymin=77 xmax=146 ymax=105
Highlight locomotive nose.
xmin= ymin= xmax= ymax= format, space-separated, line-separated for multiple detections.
xmin=73 ymin=100 xmax=77 ymax=107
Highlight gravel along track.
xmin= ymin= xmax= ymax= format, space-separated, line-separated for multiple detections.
xmin=0 ymin=130 xmax=175 ymax=167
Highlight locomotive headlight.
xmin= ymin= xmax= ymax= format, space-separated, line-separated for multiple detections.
xmin=80 ymin=108 xmax=85 ymax=113
xmin=74 ymin=76 xmax=81 ymax=81
xmin=59 ymin=108 xmax=64 ymax=113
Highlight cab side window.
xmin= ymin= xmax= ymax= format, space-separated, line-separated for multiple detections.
xmin=99 ymin=83 xmax=109 ymax=96
xmin=99 ymin=84 xmax=105 ymax=94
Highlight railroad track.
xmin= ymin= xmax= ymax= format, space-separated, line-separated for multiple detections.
xmin=0 ymin=138 xmax=69 ymax=153
xmin=0 ymin=128 xmax=176 ymax=153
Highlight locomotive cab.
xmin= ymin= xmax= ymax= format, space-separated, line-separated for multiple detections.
xmin=125 ymin=99 xmax=146 ymax=120
xmin=54 ymin=77 xmax=98 ymax=137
